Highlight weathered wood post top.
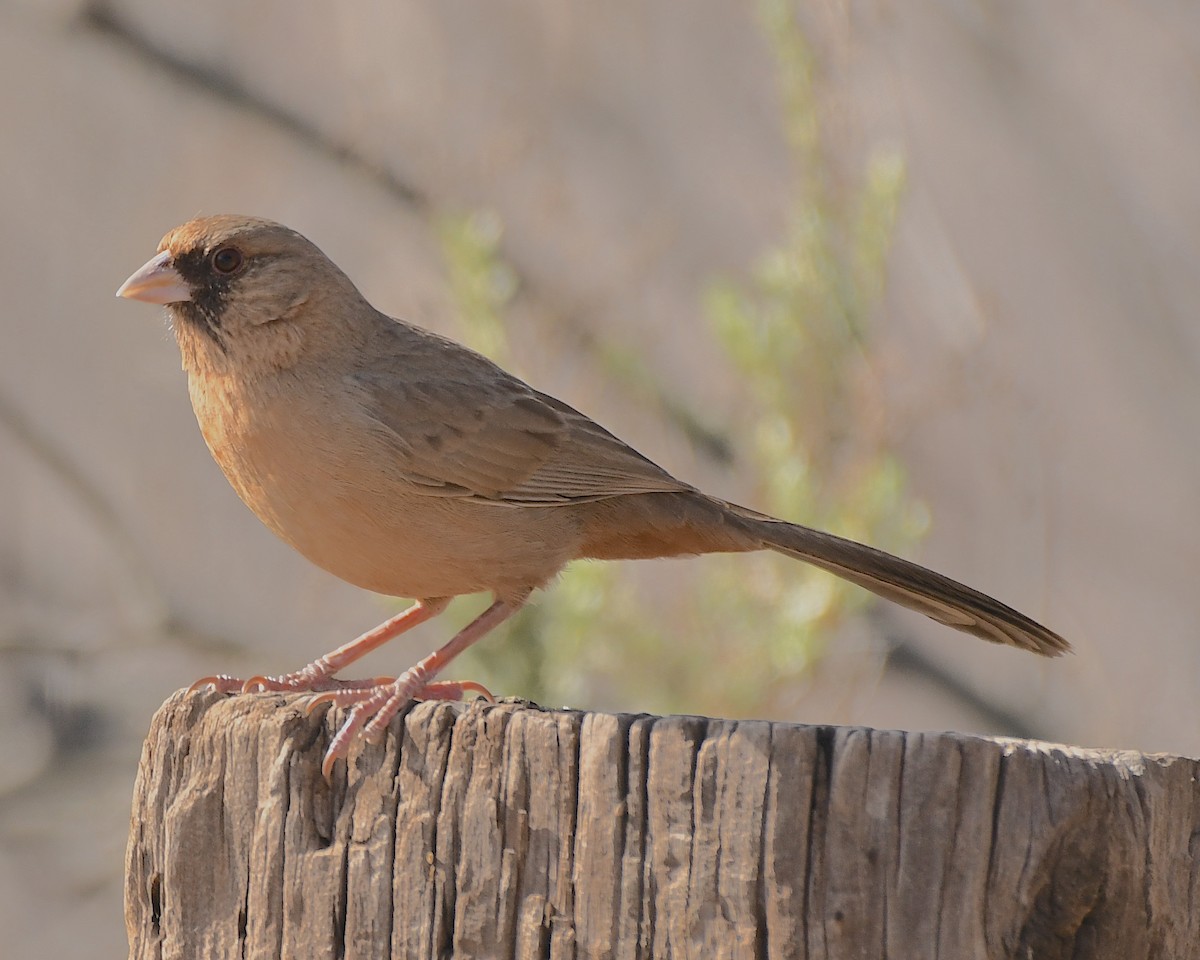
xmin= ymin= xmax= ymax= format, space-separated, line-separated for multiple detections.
xmin=125 ymin=692 xmax=1200 ymax=959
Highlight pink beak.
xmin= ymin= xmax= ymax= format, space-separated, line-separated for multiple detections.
xmin=116 ymin=250 xmax=192 ymax=304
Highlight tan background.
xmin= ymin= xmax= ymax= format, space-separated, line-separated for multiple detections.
xmin=3 ymin=1 xmax=1198 ymax=956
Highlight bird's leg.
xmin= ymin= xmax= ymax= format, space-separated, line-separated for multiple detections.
xmin=314 ymin=596 xmax=525 ymax=780
xmin=189 ymin=597 xmax=451 ymax=694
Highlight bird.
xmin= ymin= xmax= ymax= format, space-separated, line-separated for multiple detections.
xmin=117 ymin=215 xmax=1067 ymax=778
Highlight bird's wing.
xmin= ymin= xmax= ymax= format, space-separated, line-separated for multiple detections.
xmin=350 ymin=320 xmax=691 ymax=506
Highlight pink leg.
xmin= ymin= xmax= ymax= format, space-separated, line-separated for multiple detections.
xmin=188 ymin=597 xmax=451 ymax=694
xmin=317 ymin=596 xmax=525 ymax=780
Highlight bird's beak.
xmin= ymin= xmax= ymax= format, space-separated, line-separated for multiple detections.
xmin=116 ymin=250 xmax=192 ymax=304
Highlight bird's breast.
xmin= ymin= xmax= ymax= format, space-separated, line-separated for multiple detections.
xmin=185 ymin=370 xmax=578 ymax=601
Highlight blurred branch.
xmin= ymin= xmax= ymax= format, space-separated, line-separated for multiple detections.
xmin=80 ymin=4 xmax=425 ymax=209
xmin=0 ymin=387 xmax=169 ymax=637
xmin=878 ymin=624 xmax=1042 ymax=741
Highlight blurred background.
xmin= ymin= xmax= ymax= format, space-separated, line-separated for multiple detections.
xmin=3 ymin=0 xmax=1199 ymax=955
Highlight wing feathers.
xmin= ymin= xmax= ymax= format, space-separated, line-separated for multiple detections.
xmin=353 ymin=319 xmax=690 ymax=505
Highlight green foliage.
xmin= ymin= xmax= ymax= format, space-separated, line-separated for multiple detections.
xmin=436 ymin=210 xmax=517 ymax=365
xmin=433 ymin=5 xmax=922 ymax=717
xmin=688 ymin=3 xmax=920 ymax=714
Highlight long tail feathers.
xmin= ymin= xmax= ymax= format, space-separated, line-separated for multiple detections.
xmin=730 ymin=509 xmax=1069 ymax=656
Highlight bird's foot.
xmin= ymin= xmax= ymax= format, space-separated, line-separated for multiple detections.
xmin=309 ymin=673 xmax=493 ymax=781
xmin=189 ymin=669 xmax=491 ymax=702
xmin=305 ymin=679 xmax=493 ymax=711
xmin=188 ymin=656 xmax=364 ymax=695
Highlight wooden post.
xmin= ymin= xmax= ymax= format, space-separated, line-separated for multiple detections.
xmin=126 ymin=691 xmax=1200 ymax=959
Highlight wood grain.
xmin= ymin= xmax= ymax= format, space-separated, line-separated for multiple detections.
xmin=126 ymin=692 xmax=1200 ymax=959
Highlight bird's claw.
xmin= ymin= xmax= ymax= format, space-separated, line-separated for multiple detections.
xmin=187 ymin=674 xmax=245 ymax=694
xmin=188 ymin=669 xmax=383 ymax=696
xmin=189 ymin=667 xmax=492 ymax=781
xmin=315 ymin=677 xmax=494 ymax=782
xmin=428 ymin=680 xmax=495 ymax=703
xmin=239 ymin=668 xmax=337 ymax=693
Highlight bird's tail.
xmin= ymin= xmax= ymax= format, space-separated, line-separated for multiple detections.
xmin=721 ymin=501 xmax=1069 ymax=657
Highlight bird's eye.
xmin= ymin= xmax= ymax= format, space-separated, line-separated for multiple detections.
xmin=211 ymin=246 xmax=244 ymax=275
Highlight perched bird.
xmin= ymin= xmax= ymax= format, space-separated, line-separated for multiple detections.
xmin=118 ymin=215 xmax=1067 ymax=778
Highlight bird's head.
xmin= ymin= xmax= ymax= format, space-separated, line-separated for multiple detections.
xmin=118 ymin=215 xmax=366 ymax=375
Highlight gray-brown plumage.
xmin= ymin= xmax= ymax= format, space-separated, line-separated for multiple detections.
xmin=118 ymin=215 xmax=1067 ymax=776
